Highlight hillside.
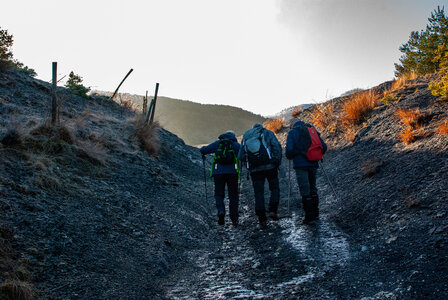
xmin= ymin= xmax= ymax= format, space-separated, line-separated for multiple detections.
xmin=1 ymin=66 xmax=448 ymax=299
xmin=105 ymin=92 xmax=266 ymax=145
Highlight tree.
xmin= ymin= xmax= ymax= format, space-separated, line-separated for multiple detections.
xmin=65 ymin=71 xmax=90 ymax=98
xmin=395 ymin=6 xmax=448 ymax=77
xmin=429 ymin=43 xmax=448 ymax=100
xmin=0 ymin=27 xmax=14 ymax=70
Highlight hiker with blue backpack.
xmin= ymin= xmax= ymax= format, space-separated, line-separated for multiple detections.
xmin=238 ymin=123 xmax=282 ymax=228
xmin=286 ymin=119 xmax=327 ymax=224
xmin=200 ymin=131 xmax=241 ymax=226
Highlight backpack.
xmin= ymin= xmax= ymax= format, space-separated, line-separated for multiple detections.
xmin=244 ymin=129 xmax=272 ymax=168
xmin=295 ymin=124 xmax=323 ymax=161
xmin=214 ymin=139 xmax=236 ymax=165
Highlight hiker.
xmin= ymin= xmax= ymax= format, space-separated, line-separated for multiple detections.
xmin=238 ymin=123 xmax=282 ymax=227
xmin=285 ymin=119 xmax=327 ymax=224
xmin=200 ymin=131 xmax=241 ymax=226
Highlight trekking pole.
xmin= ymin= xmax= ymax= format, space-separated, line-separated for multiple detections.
xmin=288 ymin=160 xmax=291 ymax=215
xmin=202 ymin=155 xmax=208 ymax=202
xmin=319 ymin=160 xmax=340 ymax=202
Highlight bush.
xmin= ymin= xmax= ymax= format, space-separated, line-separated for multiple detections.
xmin=380 ymin=92 xmax=399 ymax=105
xmin=65 ymin=71 xmax=90 ymax=98
xmin=263 ymin=118 xmax=285 ymax=134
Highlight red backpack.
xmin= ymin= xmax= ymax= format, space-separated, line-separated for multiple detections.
xmin=305 ymin=126 xmax=324 ymax=161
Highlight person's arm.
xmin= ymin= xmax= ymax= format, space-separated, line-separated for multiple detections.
xmin=200 ymin=140 xmax=219 ymax=155
xmin=237 ymin=140 xmax=246 ymax=162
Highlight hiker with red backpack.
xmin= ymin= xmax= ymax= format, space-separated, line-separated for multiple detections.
xmin=200 ymin=131 xmax=241 ymax=226
xmin=238 ymin=123 xmax=282 ymax=228
xmin=285 ymin=119 xmax=327 ymax=224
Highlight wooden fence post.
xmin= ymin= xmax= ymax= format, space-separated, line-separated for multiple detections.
xmin=143 ymin=90 xmax=148 ymax=115
xmin=110 ymin=68 xmax=133 ymax=100
xmin=145 ymin=83 xmax=159 ymax=125
xmin=51 ymin=62 xmax=58 ymax=125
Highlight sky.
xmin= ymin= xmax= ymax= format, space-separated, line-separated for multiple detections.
xmin=1 ymin=0 xmax=445 ymax=116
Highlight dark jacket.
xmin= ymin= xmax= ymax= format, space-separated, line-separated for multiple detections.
xmin=238 ymin=123 xmax=282 ymax=173
xmin=200 ymin=132 xmax=241 ymax=176
xmin=285 ymin=120 xmax=327 ymax=168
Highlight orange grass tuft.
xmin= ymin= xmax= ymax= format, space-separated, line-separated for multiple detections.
xmin=310 ymin=103 xmax=335 ymax=131
xmin=291 ymin=106 xmax=303 ymax=118
xmin=392 ymin=72 xmax=418 ymax=91
xmin=264 ymin=118 xmax=285 ymax=134
xmin=437 ymin=120 xmax=448 ymax=138
xmin=342 ymin=90 xmax=377 ymax=126
xmin=395 ymin=108 xmax=424 ymax=129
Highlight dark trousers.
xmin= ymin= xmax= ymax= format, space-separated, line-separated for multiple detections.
xmin=295 ymin=167 xmax=318 ymax=197
xmin=214 ymin=174 xmax=239 ymax=222
xmin=250 ymin=168 xmax=280 ymax=220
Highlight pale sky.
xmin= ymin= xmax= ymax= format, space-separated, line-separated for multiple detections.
xmin=1 ymin=0 xmax=445 ymax=116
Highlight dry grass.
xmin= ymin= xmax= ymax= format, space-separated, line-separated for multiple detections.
xmin=0 ymin=280 xmax=33 ymax=300
xmin=436 ymin=120 xmax=448 ymax=138
xmin=264 ymin=118 xmax=285 ymax=134
xmin=291 ymin=106 xmax=302 ymax=118
xmin=342 ymin=90 xmax=377 ymax=127
xmin=395 ymin=108 xmax=424 ymax=129
xmin=133 ymin=115 xmax=160 ymax=156
xmin=310 ymin=103 xmax=335 ymax=132
xmin=392 ymin=72 xmax=418 ymax=91
xmin=119 ymin=95 xmax=135 ymax=110
xmin=395 ymin=108 xmax=426 ymax=144
xmin=362 ymin=156 xmax=383 ymax=177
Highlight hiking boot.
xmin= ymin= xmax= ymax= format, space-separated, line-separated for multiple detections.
xmin=218 ymin=214 xmax=225 ymax=225
xmin=258 ymin=214 xmax=267 ymax=228
xmin=302 ymin=196 xmax=314 ymax=224
xmin=231 ymin=219 xmax=239 ymax=227
xmin=268 ymin=212 xmax=279 ymax=221
xmin=311 ymin=195 xmax=319 ymax=220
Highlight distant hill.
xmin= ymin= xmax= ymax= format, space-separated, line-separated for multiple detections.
xmin=99 ymin=92 xmax=266 ymax=145
xmin=269 ymin=104 xmax=313 ymax=121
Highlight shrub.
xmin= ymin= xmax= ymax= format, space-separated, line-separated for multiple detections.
xmin=264 ymin=118 xmax=285 ymax=134
xmin=133 ymin=115 xmax=160 ymax=156
xmin=342 ymin=90 xmax=377 ymax=126
xmin=436 ymin=120 xmax=448 ymax=137
xmin=380 ymin=93 xmax=399 ymax=105
xmin=291 ymin=106 xmax=302 ymax=118
xmin=65 ymin=71 xmax=90 ymax=98
xmin=310 ymin=103 xmax=335 ymax=132
xmin=13 ymin=61 xmax=37 ymax=77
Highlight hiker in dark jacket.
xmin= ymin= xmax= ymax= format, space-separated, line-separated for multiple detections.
xmin=238 ymin=123 xmax=282 ymax=227
xmin=200 ymin=131 xmax=241 ymax=226
xmin=285 ymin=119 xmax=327 ymax=224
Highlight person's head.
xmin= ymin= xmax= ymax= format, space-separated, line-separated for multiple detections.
xmin=225 ymin=130 xmax=235 ymax=136
xmin=253 ymin=123 xmax=263 ymax=129
xmin=290 ymin=118 xmax=303 ymax=128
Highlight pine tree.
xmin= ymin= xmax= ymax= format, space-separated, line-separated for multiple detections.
xmin=65 ymin=71 xmax=90 ymax=98
xmin=395 ymin=6 xmax=448 ymax=77
xmin=0 ymin=27 xmax=14 ymax=70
